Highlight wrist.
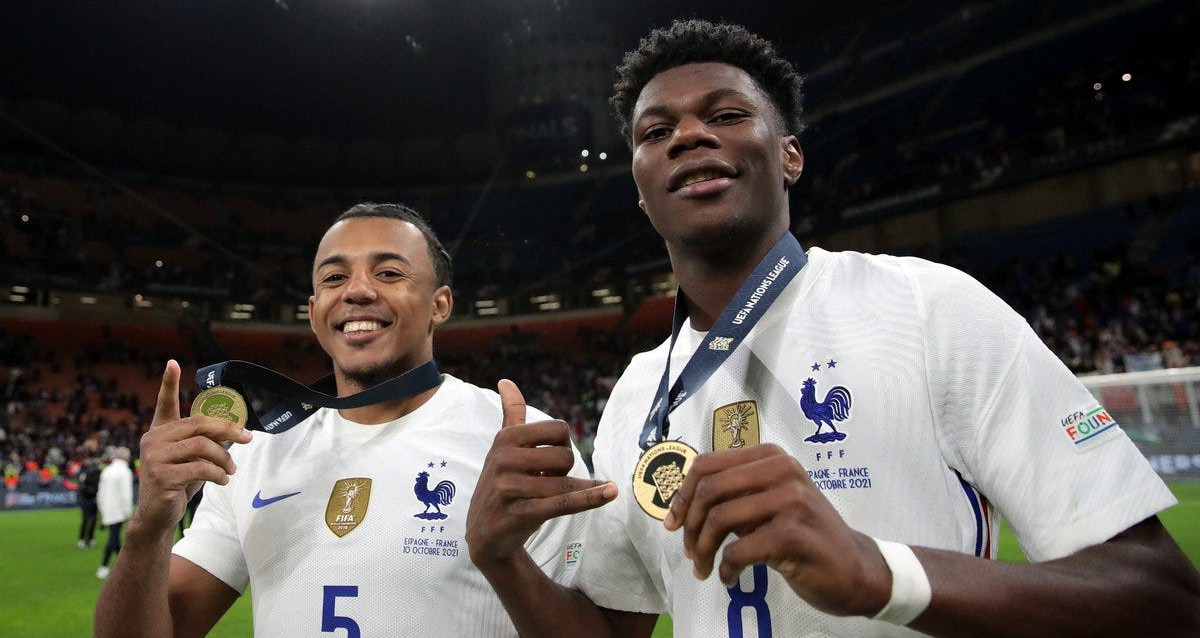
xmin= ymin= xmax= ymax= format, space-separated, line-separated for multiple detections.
xmin=870 ymin=538 xmax=932 ymax=626
xmin=126 ymin=512 xmax=177 ymax=546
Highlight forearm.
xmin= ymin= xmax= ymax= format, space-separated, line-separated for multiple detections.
xmin=908 ymin=520 xmax=1200 ymax=638
xmin=477 ymin=551 xmax=628 ymax=638
xmin=94 ymin=516 xmax=177 ymax=638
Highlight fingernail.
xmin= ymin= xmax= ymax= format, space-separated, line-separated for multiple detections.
xmin=664 ymin=510 xmax=676 ymax=529
xmin=694 ymin=566 xmax=706 ymax=581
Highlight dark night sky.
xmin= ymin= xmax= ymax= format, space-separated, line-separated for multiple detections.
xmin=0 ymin=0 xmax=907 ymax=142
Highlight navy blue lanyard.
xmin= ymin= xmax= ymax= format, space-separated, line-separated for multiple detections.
xmin=639 ymin=233 xmax=807 ymax=450
xmin=195 ymin=359 xmax=443 ymax=434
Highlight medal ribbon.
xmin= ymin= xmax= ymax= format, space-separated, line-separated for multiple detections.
xmin=195 ymin=359 xmax=442 ymax=434
xmin=639 ymin=232 xmax=806 ymax=450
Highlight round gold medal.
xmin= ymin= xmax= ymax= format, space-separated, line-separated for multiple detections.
xmin=632 ymin=440 xmax=698 ymax=520
xmin=191 ymin=386 xmax=249 ymax=425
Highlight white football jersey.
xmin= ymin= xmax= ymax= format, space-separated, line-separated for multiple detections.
xmin=174 ymin=374 xmax=589 ymax=637
xmin=576 ymin=248 xmax=1175 ymax=638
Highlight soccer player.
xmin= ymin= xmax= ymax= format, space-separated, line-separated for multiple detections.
xmin=95 ymin=203 xmax=598 ymax=637
xmin=465 ymin=19 xmax=1200 ymax=636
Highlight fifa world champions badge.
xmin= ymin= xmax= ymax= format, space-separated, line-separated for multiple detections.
xmin=191 ymin=386 xmax=249 ymax=425
xmin=326 ymin=478 xmax=372 ymax=537
xmin=633 ymin=441 xmax=698 ymax=520
xmin=712 ymin=400 xmax=760 ymax=451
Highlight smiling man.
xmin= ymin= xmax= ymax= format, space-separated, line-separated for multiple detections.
xmin=95 ymin=203 xmax=598 ymax=637
xmin=466 ymin=19 xmax=1200 ymax=637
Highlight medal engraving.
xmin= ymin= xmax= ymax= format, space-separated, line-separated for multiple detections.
xmin=190 ymin=386 xmax=249 ymax=425
xmin=633 ymin=441 xmax=698 ymax=520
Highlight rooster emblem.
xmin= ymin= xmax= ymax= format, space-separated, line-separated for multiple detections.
xmin=413 ymin=471 xmax=456 ymax=520
xmin=800 ymin=377 xmax=852 ymax=443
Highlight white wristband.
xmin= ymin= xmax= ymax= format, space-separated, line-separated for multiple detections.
xmin=870 ymin=537 xmax=932 ymax=626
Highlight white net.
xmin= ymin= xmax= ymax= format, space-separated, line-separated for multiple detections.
xmin=1079 ymin=366 xmax=1200 ymax=478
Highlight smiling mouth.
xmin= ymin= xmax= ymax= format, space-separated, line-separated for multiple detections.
xmin=669 ymin=167 xmax=737 ymax=192
xmin=340 ymin=320 xmax=386 ymax=334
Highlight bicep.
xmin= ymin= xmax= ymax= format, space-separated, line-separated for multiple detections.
xmin=167 ymin=555 xmax=240 ymax=638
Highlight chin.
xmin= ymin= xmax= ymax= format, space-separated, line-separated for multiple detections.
xmin=674 ymin=222 xmax=746 ymax=254
xmin=340 ymin=359 xmax=405 ymax=390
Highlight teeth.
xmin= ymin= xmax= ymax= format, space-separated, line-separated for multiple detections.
xmin=342 ymin=320 xmax=382 ymax=333
xmin=683 ymin=170 xmax=722 ymax=187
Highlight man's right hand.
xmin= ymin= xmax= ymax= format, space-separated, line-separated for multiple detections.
xmin=466 ymin=378 xmax=617 ymax=570
xmin=134 ymin=359 xmax=252 ymax=534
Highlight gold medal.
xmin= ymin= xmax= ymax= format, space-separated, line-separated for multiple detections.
xmin=191 ymin=386 xmax=249 ymax=425
xmin=633 ymin=440 xmax=698 ymax=520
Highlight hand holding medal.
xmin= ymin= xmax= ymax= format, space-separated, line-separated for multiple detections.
xmin=133 ymin=360 xmax=253 ymax=534
xmin=635 ymin=233 xmax=805 ymax=521
xmin=633 ymin=233 xmax=884 ymax=614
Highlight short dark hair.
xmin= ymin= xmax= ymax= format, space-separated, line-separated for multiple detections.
xmin=333 ymin=202 xmax=453 ymax=288
xmin=610 ymin=19 xmax=806 ymax=145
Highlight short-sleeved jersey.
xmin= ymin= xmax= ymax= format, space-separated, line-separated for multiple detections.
xmin=174 ymin=374 xmax=589 ymax=637
xmin=576 ymin=248 xmax=1175 ymax=638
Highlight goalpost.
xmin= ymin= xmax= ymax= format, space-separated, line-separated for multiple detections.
xmin=1079 ymin=366 xmax=1200 ymax=479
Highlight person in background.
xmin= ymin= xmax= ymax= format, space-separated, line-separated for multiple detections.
xmin=96 ymin=446 xmax=133 ymax=579
xmin=77 ymin=455 xmax=101 ymax=549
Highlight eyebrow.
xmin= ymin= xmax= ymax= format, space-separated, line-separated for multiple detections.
xmin=634 ymin=87 xmax=755 ymax=125
xmin=315 ymin=251 xmax=412 ymax=271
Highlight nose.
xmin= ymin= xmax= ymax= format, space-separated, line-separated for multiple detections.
xmin=668 ymin=115 xmax=718 ymax=158
xmin=342 ymin=271 xmax=378 ymax=304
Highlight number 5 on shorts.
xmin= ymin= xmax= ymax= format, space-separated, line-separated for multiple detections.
xmin=322 ymin=585 xmax=361 ymax=638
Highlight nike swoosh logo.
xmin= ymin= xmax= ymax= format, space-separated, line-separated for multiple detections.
xmin=252 ymin=490 xmax=302 ymax=508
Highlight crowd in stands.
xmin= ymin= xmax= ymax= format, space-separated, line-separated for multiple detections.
xmin=790 ymin=2 xmax=1200 ymax=235
xmin=3 ymin=202 xmax=1198 ymax=487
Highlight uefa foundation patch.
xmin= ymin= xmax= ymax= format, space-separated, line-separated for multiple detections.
xmin=1059 ymin=405 xmax=1121 ymax=449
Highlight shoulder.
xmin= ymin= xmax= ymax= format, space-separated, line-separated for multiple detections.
xmin=807 ymin=247 xmax=1019 ymax=321
xmin=436 ymin=373 xmax=555 ymax=423
xmin=807 ymin=246 xmax=970 ymax=290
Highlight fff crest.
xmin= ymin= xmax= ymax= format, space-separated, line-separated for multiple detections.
xmin=413 ymin=470 xmax=456 ymax=520
xmin=325 ymin=477 xmax=372 ymax=537
xmin=800 ymin=377 xmax=852 ymax=443
xmin=712 ymin=400 xmax=760 ymax=451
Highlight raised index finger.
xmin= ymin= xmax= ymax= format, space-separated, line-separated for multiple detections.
xmin=497 ymin=378 xmax=527 ymax=428
xmin=152 ymin=359 xmax=182 ymax=428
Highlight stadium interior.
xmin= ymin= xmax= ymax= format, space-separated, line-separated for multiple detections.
xmin=1 ymin=0 xmax=1198 ymax=492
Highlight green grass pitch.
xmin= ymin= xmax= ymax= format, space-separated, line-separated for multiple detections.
xmin=1 ymin=482 xmax=1196 ymax=637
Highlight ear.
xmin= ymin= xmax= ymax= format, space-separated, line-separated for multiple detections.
xmin=781 ymin=136 xmax=804 ymax=187
xmin=308 ymin=295 xmax=317 ymax=333
xmin=637 ymin=199 xmax=646 ymax=212
xmin=430 ymin=285 xmax=453 ymax=329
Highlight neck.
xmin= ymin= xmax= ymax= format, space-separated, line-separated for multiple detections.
xmin=337 ymin=386 xmax=439 ymax=425
xmin=671 ymin=226 xmax=790 ymax=331
xmin=332 ymin=358 xmax=439 ymax=425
